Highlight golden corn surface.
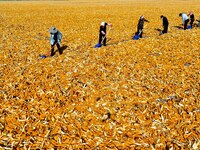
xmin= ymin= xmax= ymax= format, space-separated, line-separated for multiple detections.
xmin=0 ymin=0 xmax=200 ymax=149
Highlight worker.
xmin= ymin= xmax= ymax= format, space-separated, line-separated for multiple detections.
xmin=49 ymin=26 xmax=62 ymax=56
xmin=179 ymin=13 xmax=189 ymax=30
xmin=160 ymin=15 xmax=169 ymax=34
xmin=98 ymin=22 xmax=112 ymax=46
xmin=136 ymin=15 xmax=149 ymax=38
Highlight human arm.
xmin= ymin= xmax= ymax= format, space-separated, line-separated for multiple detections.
xmin=107 ymin=23 xmax=112 ymax=27
xmin=57 ymin=31 xmax=62 ymax=44
xmin=50 ymin=34 xmax=55 ymax=45
xmin=144 ymin=18 xmax=149 ymax=23
xmin=101 ymin=31 xmax=106 ymax=35
xmin=100 ymin=26 xmax=106 ymax=35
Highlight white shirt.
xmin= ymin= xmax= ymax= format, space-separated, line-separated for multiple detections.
xmin=182 ymin=13 xmax=189 ymax=23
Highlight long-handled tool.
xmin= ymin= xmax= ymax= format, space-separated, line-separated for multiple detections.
xmin=94 ymin=28 xmax=112 ymax=48
xmin=40 ymin=42 xmax=58 ymax=59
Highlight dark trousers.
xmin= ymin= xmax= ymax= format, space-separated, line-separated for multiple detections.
xmin=139 ymin=31 xmax=143 ymax=38
xmin=136 ymin=29 xmax=143 ymax=38
xmin=51 ymin=42 xmax=62 ymax=56
xmin=99 ymin=34 xmax=106 ymax=46
xmin=163 ymin=24 xmax=168 ymax=34
xmin=184 ymin=19 xmax=189 ymax=30
xmin=190 ymin=19 xmax=194 ymax=27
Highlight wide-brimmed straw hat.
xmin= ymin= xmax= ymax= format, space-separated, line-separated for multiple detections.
xmin=49 ymin=27 xmax=58 ymax=34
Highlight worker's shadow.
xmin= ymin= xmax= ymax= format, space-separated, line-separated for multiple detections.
xmin=155 ymin=28 xmax=162 ymax=32
xmin=154 ymin=28 xmax=163 ymax=34
xmin=55 ymin=45 xmax=68 ymax=54
xmin=172 ymin=26 xmax=183 ymax=30
xmin=107 ymin=38 xmax=134 ymax=46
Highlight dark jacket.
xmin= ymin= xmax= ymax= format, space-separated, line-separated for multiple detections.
xmin=99 ymin=23 xmax=108 ymax=35
xmin=162 ymin=16 xmax=169 ymax=26
xmin=137 ymin=17 xmax=149 ymax=30
xmin=190 ymin=14 xmax=195 ymax=20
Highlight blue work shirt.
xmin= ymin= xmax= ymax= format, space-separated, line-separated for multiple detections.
xmin=50 ymin=31 xmax=62 ymax=45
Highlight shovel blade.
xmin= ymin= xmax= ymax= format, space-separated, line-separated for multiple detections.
xmin=40 ymin=55 xmax=47 ymax=59
xmin=133 ymin=35 xmax=140 ymax=40
xmin=94 ymin=43 xmax=102 ymax=48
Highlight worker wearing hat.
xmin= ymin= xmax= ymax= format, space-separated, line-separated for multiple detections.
xmin=160 ymin=15 xmax=169 ymax=34
xmin=49 ymin=27 xmax=62 ymax=56
xmin=179 ymin=13 xmax=189 ymax=30
xmin=136 ymin=15 xmax=149 ymax=38
xmin=99 ymin=22 xmax=112 ymax=46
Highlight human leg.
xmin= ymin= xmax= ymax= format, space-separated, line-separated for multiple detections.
xmin=163 ymin=24 xmax=168 ymax=33
xmin=57 ymin=43 xmax=62 ymax=55
xmin=103 ymin=36 xmax=106 ymax=46
xmin=99 ymin=34 xmax=103 ymax=44
xmin=51 ymin=45 xmax=55 ymax=56
xmin=139 ymin=31 xmax=143 ymax=38
xmin=184 ymin=19 xmax=189 ymax=30
xmin=190 ymin=19 xmax=194 ymax=27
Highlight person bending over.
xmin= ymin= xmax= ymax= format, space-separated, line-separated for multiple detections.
xmin=179 ymin=13 xmax=189 ymax=30
xmin=49 ymin=27 xmax=62 ymax=56
xmin=160 ymin=15 xmax=169 ymax=34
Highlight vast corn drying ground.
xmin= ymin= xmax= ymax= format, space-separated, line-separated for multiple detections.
xmin=0 ymin=0 xmax=200 ymax=149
